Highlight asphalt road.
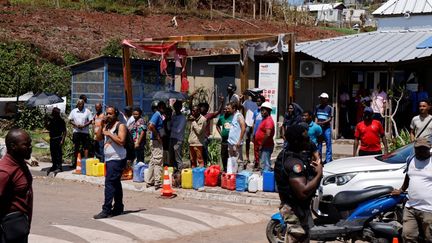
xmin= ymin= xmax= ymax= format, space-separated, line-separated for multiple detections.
xmin=30 ymin=176 xmax=276 ymax=243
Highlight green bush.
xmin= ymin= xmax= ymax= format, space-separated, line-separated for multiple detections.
xmin=207 ymin=138 xmax=221 ymax=165
xmin=14 ymin=107 xmax=45 ymax=130
xmin=62 ymin=123 xmax=74 ymax=162
xmin=0 ymin=41 xmax=71 ymax=97
xmin=101 ymin=38 xmax=123 ymax=57
xmin=388 ymin=129 xmax=411 ymax=151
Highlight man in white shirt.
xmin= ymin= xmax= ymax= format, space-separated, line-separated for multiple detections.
xmin=68 ymin=99 xmax=93 ymax=168
xmin=392 ymin=138 xmax=432 ymax=242
xmin=410 ymin=100 xmax=432 ymax=142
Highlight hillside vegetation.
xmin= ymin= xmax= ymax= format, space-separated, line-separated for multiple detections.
xmin=0 ymin=0 xmax=344 ymax=97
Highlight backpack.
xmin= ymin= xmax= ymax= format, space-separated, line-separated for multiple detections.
xmin=114 ymin=122 xmax=136 ymax=162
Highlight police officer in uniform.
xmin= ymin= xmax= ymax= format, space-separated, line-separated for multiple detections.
xmin=275 ymin=124 xmax=323 ymax=243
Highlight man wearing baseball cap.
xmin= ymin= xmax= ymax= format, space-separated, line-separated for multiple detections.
xmin=353 ymin=107 xmax=388 ymax=156
xmin=255 ymin=101 xmax=275 ymax=171
xmin=392 ymin=137 xmax=432 ymax=242
xmin=315 ymin=92 xmax=333 ymax=163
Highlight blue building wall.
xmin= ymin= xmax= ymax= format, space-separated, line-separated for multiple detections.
xmin=70 ymin=56 xmax=174 ymax=115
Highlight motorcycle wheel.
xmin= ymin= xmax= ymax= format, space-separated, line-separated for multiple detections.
xmin=266 ymin=220 xmax=285 ymax=243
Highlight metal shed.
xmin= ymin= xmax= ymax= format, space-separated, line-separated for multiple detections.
xmin=69 ymin=56 xmax=174 ymax=115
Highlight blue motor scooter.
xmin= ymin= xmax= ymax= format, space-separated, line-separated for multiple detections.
xmin=266 ymin=186 xmax=406 ymax=243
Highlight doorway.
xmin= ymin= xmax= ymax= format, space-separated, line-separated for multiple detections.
xmin=214 ymin=65 xmax=236 ymax=109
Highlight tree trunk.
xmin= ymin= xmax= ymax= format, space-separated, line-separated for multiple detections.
xmin=232 ymin=0 xmax=235 ymax=18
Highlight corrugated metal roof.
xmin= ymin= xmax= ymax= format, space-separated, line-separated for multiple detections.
xmin=296 ymin=29 xmax=432 ymax=63
xmin=373 ymin=0 xmax=432 ymax=16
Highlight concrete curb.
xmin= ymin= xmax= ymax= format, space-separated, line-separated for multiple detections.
xmin=32 ymin=162 xmax=281 ymax=207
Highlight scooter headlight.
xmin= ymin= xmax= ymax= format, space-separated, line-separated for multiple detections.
xmin=323 ymin=173 xmax=357 ymax=186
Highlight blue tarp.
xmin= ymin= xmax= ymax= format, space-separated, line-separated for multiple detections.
xmin=416 ymin=36 xmax=432 ymax=49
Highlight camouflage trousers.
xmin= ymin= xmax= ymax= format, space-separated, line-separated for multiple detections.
xmin=280 ymin=204 xmax=313 ymax=243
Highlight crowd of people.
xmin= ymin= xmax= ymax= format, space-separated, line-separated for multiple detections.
xmin=4 ymin=81 xmax=432 ymax=241
xmin=44 ymin=85 xmax=413 ymax=181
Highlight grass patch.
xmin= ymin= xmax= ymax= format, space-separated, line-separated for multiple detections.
xmin=320 ymin=27 xmax=358 ymax=35
xmin=28 ymin=129 xmax=51 ymax=158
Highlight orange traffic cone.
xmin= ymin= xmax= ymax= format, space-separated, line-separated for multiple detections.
xmin=161 ymin=166 xmax=175 ymax=197
xmin=392 ymin=237 xmax=398 ymax=243
xmin=74 ymin=153 xmax=82 ymax=174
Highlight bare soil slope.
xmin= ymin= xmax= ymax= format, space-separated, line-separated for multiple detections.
xmin=0 ymin=5 xmax=342 ymax=61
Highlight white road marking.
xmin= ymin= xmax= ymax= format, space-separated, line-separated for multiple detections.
xmin=161 ymin=207 xmax=243 ymax=228
xmin=29 ymin=234 xmax=73 ymax=243
xmin=100 ymin=218 xmax=178 ymax=241
xmin=197 ymin=205 xmax=269 ymax=224
xmin=134 ymin=213 xmax=211 ymax=235
xmin=53 ymin=225 xmax=136 ymax=243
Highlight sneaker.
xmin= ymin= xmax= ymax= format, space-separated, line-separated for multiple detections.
xmin=154 ymin=185 xmax=162 ymax=190
xmin=93 ymin=211 xmax=111 ymax=219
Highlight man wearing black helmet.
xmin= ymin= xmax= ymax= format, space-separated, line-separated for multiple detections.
xmin=226 ymin=83 xmax=240 ymax=105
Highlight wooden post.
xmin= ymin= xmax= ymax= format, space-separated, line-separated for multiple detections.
xmin=122 ymin=45 xmax=133 ymax=106
xmin=288 ymin=33 xmax=295 ymax=102
xmin=240 ymin=43 xmax=249 ymax=92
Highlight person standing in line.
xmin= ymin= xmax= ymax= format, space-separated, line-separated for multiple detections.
xmin=281 ymin=103 xmax=303 ymax=147
xmin=392 ymin=138 xmax=432 ymax=242
xmin=371 ymin=83 xmax=387 ymax=125
xmin=254 ymin=102 xmax=275 ymax=171
xmin=242 ymin=91 xmax=258 ymax=166
xmin=128 ymin=107 xmax=147 ymax=163
xmin=198 ymin=96 xmax=224 ymax=166
xmin=226 ymin=83 xmax=240 ymax=105
xmin=45 ymin=107 xmax=66 ymax=175
xmin=410 ymin=100 xmax=432 ymax=142
xmin=315 ymin=93 xmax=333 ymax=163
xmin=227 ymin=102 xmax=246 ymax=173
xmin=188 ymin=106 xmax=207 ymax=168
xmin=252 ymin=95 xmax=265 ymax=169
xmin=79 ymin=94 xmax=88 ymax=104
xmin=122 ymin=106 xmax=134 ymax=127
xmin=302 ymin=110 xmax=322 ymax=147
xmin=146 ymin=101 xmax=166 ymax=189
xmin=93 ymin=103 xmax=105 ymax=162
xmin=94 ymin=107 xmax=127 ymax=219
xmin=0 ymin=129 xmax=33 ymax=243
xmin=353 ymin=107 xmax=388 ymax=156
xmin=68 ymin=99 xmax=93 ymax=168
xmin=169 ymin=101 xmax=187 ymax=171
xmin=216 ymin=106 xmax=233 ymax=172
